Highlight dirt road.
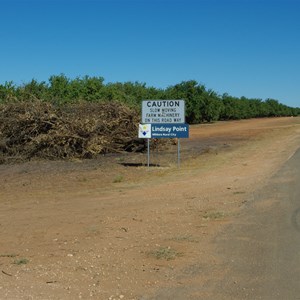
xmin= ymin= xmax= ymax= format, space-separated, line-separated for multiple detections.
xmin=0 ymin=117 xmax=300 ymax=299
xmin=213 ymin=147 xmax=300 ymax=300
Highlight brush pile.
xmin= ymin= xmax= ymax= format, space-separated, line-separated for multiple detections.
xmin=0 ymin=100 xmax=147 ymax=163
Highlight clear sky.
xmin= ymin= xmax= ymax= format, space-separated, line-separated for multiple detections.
xmin=1 ymin=0 xmax=299 ymax=107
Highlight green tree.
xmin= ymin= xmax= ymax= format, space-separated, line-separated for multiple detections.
xmin=16 ymin=79 xmax=48 ymax=101
xmin=165 ymin=80 xmax=205 ymax=124
xmin=0 ymin=81 xmax=16 ymax=102
xmin=201 ymin=90 xmax=224 ymax=122
xmin=47 ymin=74 xmax=70 ymax=104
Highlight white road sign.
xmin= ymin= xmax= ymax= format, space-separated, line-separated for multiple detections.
xmin=138 ymin=124 xmax=152 ymax=138
xmin=142 ymin=100 xmax=185 ymax=124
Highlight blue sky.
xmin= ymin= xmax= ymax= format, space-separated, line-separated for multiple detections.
xmin=1 ymin=0 xmax=299 ymax=107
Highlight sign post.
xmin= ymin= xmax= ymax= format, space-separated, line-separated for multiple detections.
xmin=138 ymin=124 xmax=152 ymax=167
xmin=178 ymin=138 xmax=181 ymax=168
xmin=147 ymin=138 xmax=150 ymax=167
xmin=139 ymin=100 xmax=189 ymax=168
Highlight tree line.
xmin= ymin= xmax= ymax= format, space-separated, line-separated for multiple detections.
xmin=0 ymin=75 xmax=299 ymax=123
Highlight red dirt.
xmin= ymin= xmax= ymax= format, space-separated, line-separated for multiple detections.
xmin=0 ymin=117 xmax=299 ymax=299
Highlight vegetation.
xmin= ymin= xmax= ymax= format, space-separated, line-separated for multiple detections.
xmin=0 ymin=75 xmax=298 ymax=163
xmin=0 ymin=101 xmax=144 ymax=163
xmin=13 ymin=258 xmax=29 ymax=265
xmin=113 ymin=174 xmax=124 ymax=183
xmin=147 ymin=246 xmax=183 ymax=261
xmin=0 ymin=74 xmax=299 ymax=123
xmin=202 ymin=210 xmax=226 ymax=220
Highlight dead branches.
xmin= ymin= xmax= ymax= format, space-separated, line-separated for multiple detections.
xmin=0 ymin=100 xmax=146 ymax=163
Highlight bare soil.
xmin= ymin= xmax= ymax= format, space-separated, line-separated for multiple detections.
xmin=0 ymin=117 xmax=300 ymax=300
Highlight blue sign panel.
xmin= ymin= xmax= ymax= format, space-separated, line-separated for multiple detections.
xmin=151 ymin=124 xmax=189 ymax=139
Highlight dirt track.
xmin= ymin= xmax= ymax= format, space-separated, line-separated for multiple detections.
xmin=212 ymin=147 xmax=300 ymax=300
xmin=1 ymin=117 xmax=300 ymax=300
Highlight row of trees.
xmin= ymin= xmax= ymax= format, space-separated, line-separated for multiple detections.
xmin=1 ymin=75 xmax=299 ymax=123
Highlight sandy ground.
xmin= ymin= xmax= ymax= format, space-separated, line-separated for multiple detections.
xmin=211 ymin=147 xmax=300 ymax=300
xmin=0 ymin=117 xmax=300 ymax=300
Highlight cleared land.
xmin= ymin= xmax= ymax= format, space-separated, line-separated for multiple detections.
xmin=0 ymin=117 xmax=300 ymax=299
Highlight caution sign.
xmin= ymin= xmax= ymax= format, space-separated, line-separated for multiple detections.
xmin=142 ymin=100 xmax=185 ymax=124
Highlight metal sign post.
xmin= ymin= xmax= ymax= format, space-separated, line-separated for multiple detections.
xmin=139 ymin=100 xmax=189 ymax=168
xmin=177 ymin=138 xmax=180 ymax=168
xmin=147 ymin=138 xmax=150 ymax=167
xmin=139 ymin=124 xmax=189 ymax=168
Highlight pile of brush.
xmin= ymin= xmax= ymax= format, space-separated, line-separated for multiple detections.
xmin=0 ymin=100 xmax=146 ymax=163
